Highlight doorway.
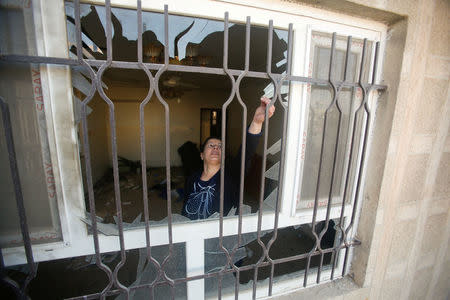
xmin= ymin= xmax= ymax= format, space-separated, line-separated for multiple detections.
xmin=200 ymin=108 xmax=223 ymax=145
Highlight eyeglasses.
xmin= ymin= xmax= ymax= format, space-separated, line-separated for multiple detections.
xmin=206 ymin=143 xmax=222 ymax=150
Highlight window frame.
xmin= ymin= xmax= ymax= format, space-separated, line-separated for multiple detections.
xmin=1 ymin=0 xmax=387 ymax=299
xmin=291 ymin=26 xmax=380 ymax=215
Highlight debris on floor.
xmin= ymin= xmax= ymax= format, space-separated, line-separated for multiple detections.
xmin=86 ymin=166 xmax=186 ymax=224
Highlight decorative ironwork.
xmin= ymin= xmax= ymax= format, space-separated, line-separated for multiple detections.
xmin=0 ymin=0 xmax=386 ymax=299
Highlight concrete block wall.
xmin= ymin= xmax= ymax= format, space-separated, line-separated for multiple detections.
xmin=279 ymin=0 xmax=449 ymax=299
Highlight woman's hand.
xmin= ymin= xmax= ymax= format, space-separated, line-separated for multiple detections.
xmin=248 ymin=96 xmax=275 ymax=134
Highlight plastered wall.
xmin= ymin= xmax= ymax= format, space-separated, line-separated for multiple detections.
xmin=99 ymin=84 xmax=229 ymax=167
xmin=95 ymin=81 xmax=280 ymax=169
xmin=278 ymin=0 xmax=450 ymax=299
xmin=80 ymin=94 xmax=110 ymax=184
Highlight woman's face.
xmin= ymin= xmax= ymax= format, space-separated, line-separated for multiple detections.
xmin=201 ymin=138 xmax=222 ymax=166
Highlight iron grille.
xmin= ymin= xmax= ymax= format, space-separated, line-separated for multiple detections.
xmin=0 ymin=0 xmax=386 ymax=299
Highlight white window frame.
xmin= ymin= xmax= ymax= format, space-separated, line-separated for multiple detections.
xmin=2 ymin=0 xmax=387 ymax=299
xmin=291 ymin=27 xmax=380 ymax=214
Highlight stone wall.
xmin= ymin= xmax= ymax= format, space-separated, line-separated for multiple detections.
xmin=279 ymin=0 xmax=450 ymax=299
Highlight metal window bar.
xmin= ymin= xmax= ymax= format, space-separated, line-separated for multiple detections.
xmin=0 ymin=0 xmax=387 ymax=299
xmin=96 ymin=2 xmax=130 ymax=296
xmin=229 ymin=16 xmax=251 ymax=300
xmin=136 ymin=0 xmax=162 ymax=299
xmin=265 ymin=23 xmax=293 ymax=297
xmin=74 ymin=0 xmax=115 ymax=298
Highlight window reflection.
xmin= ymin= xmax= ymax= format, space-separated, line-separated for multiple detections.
xmin=297 ymin=32 xmax=373 ymax=210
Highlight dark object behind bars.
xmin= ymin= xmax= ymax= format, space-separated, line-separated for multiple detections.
xmin=178 ymin=141 xmax=202 ymax=178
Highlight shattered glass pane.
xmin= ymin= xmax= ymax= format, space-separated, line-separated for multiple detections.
xmin=204 ymin=222 xmax=339 ymax=297
xmin=20 ymin=243 xmax=186 ymax=299
xmin=64 ymin=2 xmax=290 ymax=225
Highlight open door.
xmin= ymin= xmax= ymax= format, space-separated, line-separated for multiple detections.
xmin=200 ymin=108 xmax=222 ymax=144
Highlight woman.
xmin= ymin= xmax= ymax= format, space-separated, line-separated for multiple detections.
xmin=182 ymin=97 xmax=275 ymax=220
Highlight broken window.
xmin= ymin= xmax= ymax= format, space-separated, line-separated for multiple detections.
xmin=65 ymin=2 xmax=289 ymax=228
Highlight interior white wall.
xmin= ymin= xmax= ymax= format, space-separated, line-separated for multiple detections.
xmin=99 ymin=85 xmax=229 ymax=167
xmin=79 ymin=95 xmax=110 ymax=185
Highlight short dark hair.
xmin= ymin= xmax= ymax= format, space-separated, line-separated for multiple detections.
xmin=201 ymin=136 xmax=221 ymax=152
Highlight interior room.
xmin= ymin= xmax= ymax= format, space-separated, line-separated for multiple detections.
xmin=66 ymin=3 xmax=290 ymax=224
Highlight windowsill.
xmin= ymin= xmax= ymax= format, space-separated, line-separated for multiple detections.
xmin=267 ymin=276 xmax=363 ymax=300
xmin=2 ymin=203 xmax=350 ymax=266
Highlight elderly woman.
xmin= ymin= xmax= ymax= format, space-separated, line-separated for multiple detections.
xmin=182 ymin=97 xmax=275 ymax=220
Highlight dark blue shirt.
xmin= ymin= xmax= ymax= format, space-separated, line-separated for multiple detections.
xmin=184 ymin=175 xmax=218 ymax=219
